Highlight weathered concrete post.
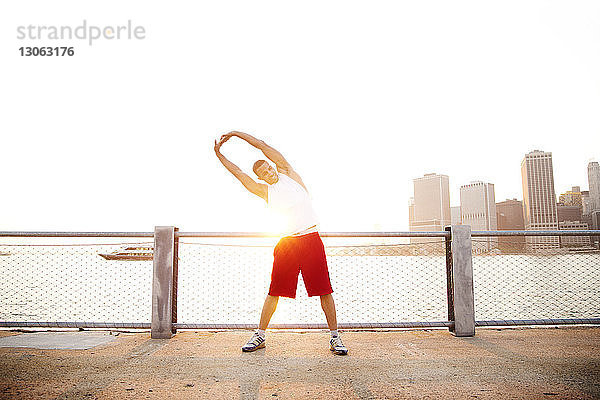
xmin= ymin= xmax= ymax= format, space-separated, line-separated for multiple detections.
xmin=449 ymin=225 xmax=475 ymax=337
xmin=151 ymin=226 xmax=177 ymax=339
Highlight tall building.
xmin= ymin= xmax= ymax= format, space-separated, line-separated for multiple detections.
xmin=588 ymin=162 xmax=600 ymax=243
xmin=580 ymin=190 xmax=596 ymax=246
xmin=409 ymin=173 xmax=451 ymax=243
xmin=496 ymin=198 xmax=525 ymax=252
xmin=558 ymin=186 xmax=583 ymax=207
xmin=521 ymin=150 xmax=559 ymax=250
xmin=588 ymin=162 xmax=600 ymax=212
xmin=460 ymin=181 xmax=497 ymax=252
xmin=582 ymin=191 xmax=592 ymax=216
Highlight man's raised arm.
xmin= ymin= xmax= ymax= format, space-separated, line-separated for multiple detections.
xmin=214 ymin=139 xmax=267 ymax=201
xmin=224 ymin=131 xmax=291 ymax=170
xmin=220 ymin=131 xmax=308 ymax=191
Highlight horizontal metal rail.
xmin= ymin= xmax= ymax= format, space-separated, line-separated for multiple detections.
xmin=0 ymin=231 xmax=449 ymax=239
xmin=0 ymin=321 xmax=453 ymax=329
xmin=176 ymin=231 xmax=451 ymax=238
xmin=0 ymin=231 xmax=445 ymax=238
xmin=174 ymin=322 xmax=454 ymax=329
xmin=475 ymin=318 xmax=600 ymax=326
xmin=3 ymin=319 xmax=599 ymax=330
xmin=0 ymin=322 xmax=151 ymax=329
xmin=1 ymin=230 xmax=598 ymax=238
xmin=0 ymin=231 xmax=153 ymax=238
xmin=472 ymin=230 xmax=600 ymax=237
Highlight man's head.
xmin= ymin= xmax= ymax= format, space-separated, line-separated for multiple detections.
xmin=253 ymin=160 xmax=279 ymax=185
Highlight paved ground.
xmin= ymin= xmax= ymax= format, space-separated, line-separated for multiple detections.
xmin=0 ymin=326 xmax=599 ymax=399
xmin=0 ymin=332 xmax=118 ymax=350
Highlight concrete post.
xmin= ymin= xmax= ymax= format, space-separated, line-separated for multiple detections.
xmin=151 ymin=226 xmax=177 ymax=339
xmin=449 ymin=225 xmax=475 ymax=337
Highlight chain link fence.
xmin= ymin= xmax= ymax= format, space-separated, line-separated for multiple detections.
xmin=472 ymin=235 xmax=600 ymax=321
xmin=177 ymin=238 xmax=449 ymax=326
xmin=0 ymin=241 xmax=153 ymax=326
xmin=1 ymin=231 xmax=599 ymax=329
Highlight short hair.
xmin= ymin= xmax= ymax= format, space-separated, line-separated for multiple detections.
xmin=253 ymin=160 xmax=269 ymax=175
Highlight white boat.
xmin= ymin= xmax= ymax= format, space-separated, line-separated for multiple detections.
xmin=99 ymin=244 xmax=153 ymax=261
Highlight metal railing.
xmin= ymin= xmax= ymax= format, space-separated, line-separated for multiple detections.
xmin=1 ymin=228 xmax=599 ymax=338
xmin=0 ymin=236 xmax=154 ymax=328
xmin=470 ymin=230 xmax=600 ymax=326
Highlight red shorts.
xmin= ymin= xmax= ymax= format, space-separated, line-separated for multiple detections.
xmin=268 ymin=232 xmax=333 ymax=299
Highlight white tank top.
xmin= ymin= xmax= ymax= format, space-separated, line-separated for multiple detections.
xmin=267 ymin=173 xmax=319 ymax=236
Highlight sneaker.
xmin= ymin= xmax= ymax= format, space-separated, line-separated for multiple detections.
xmin=242 ymin=332 xmax=265 ymax=352
xmin=330 ymin=335 xmax=348 ymax=355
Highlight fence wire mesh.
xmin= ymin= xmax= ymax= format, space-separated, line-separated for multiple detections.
xmin=4 ymin=232 xmax=596 ymax=329
xmin=177 ymin=238 xmax=449 ymax=325
xmin=472 ymin=236 xmax=600 ymax=321
xmin=0 ymin=242 xmax=153 ymax=324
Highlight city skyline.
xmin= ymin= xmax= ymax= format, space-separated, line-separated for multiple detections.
xmin=411 ymin=150 xmax=598 ymax=232
xmin=409 ymin=149 xmax=598 ymax=252
xmin=418 ymin=152 xmax=597 ymax=210
xmin=443 ymin=157 xmax=598 ymax=209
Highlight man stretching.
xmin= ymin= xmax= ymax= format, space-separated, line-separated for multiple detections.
xmin=214 ymin=131 xmax=348 ymax=355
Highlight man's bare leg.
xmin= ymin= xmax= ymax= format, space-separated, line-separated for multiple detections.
xmin=242 ymin=295 xmax=279 ymax=352
xmin=259 ymin=295 xmax=279 ymax=330
xmin=320 ymin=294 xmax=337 ymax=330
xmin=321 ymin=294 xmax=348 ymax=354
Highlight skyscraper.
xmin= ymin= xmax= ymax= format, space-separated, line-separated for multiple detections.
xmin=409 ymin=173 xmax=450 ymax=243
xmin=521 ymin=150 xmax=559 ymax=250
xmin=588 ymin=162 xmax=600 ymax=212
xmin=582 ymin=190 xmax=592 ymax=216
xmin=588 ymin=162 xmax=600 ymax=239
xmin=581 ymin=190 xmax=596 ymax=246
xmin=460 ymin=181 xmax=497 ymax=252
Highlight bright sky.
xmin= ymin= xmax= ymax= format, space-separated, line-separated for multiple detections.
xmin=1 ymin=1 xmax=599 ymax=233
